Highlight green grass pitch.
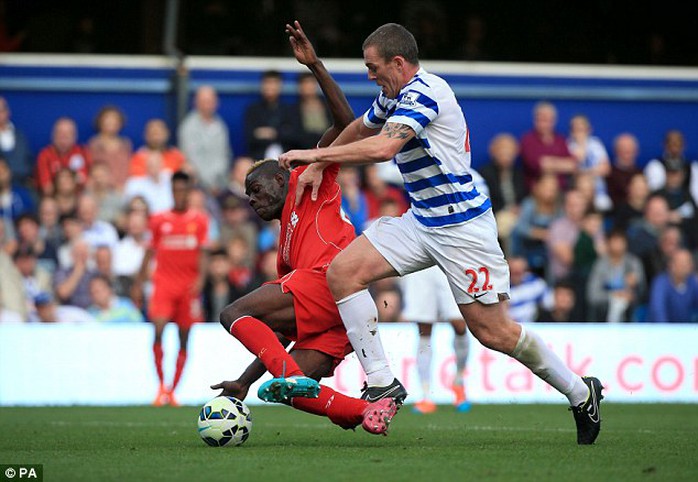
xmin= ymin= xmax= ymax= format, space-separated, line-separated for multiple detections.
xmin=1 ymin=403 xmax=697 ymax=482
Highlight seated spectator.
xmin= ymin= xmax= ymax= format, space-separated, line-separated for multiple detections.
xmin=54 ymin=240 xmax=96 ymax=309
xmin=257 ymin=248 xmax=279 ymax=283
xmin=627 ymin=195 xmax=671 ymax=288
xmin=0 ymin=157 xmax=35 ymax=240
xmin=33 ymin=291 xmax=96 ymax=323
xmin=35 ymin=117 xmax=91 ymax=196
xmin=363 ymin=164 xmax=408 ymax=222
xmin=85 ymin=162 xmax=122 ymax=225
xmin=56 ymin=212 xmax=83 ymax=269
xmin=536 ymin=279 xmax=576 ymax=322
xmin=178 ymin=85 xmax=231 ymax=194
xmin=124 ymin=151 xmax=174 ymax=214
xmin=545 ymin=190 xmax=588 ymax=282
xmin=10 ymin=213 xmax=45 ymax=260
xmin=480 ymin=133 xmax=526 ymax=253
xmin=570 ymin=209 xmax=607 ymax=318
xmin=520 ymin=101 xmax=578 ymax=192
xmin=0 ymin=97 xmax=33 ymax=189
xmin=218 ymin=156 xmax=258 ymax=227
xmin=287 ymin=72 xmax=331 ymax=149
xmin=607 ymin=133 xmax=641 ymax=208
xmin=94 ymin=245 xmax=113 ymax=280
xmin=88 ymin=105 xmax=132 ymax=190
xmin=218 ymin=194 xmax=258 ymax=257
xmin=226 ymin=235 xmax=261 ymax=296
xmin=202 ymin=248 xmax=237 ymax=322
xmin=189 ymin=187 xmax=220 ymax=249
xmin=613 ymin=173 xmax=649 ymax=231
xmin=337 ymin=166 xmax=368 ymax=234
xmin=37 ymin=196 xmax=62 ymax=272
xmin=53 ymin=168 xmax=79 ymax=217
xmin=244 ymin=70 xmax=295 ymax=159
xmin=567 ymin=114 xmax=611 ymax=211
xmin=0 ymin=245 xmax=27 ymax=319
xmin=77 ymin=193 xmax=118 ymax=250
xmin=13 ymin=244 xmax=52 ymax=315
xmin=652 ymin=159 xmax=698 ymax=248
xmin=587 ymin=230 xmax=645 ymax=322
xmin=87 ymin=274 xmax=144 ymax=323
xmin=0 ymin=218 xmax=11 ymax=254
xmin=508 ymin=256 xmax=548 ymax=324
xmin=511 ymin=174 xmax=561 ymax=278
xmin=112 ymin=208 xmax=148 ymax=297
xmin=648 ymin=249 xmax=698 ymax=322
xmin=128 ymin=119 xmax=186 ymax=177
xmin=644 ymin=130 xmax=698 ymax=201
xmin=0 ymin=292 xmax=24 ymax=322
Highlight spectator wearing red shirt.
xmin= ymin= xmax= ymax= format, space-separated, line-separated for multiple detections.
xmin=520 ymin=101 xmax=577 ymax=192
xmin=35 ymin=117 xmax=91 ymax=196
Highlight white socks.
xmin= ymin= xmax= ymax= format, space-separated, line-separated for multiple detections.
xmin=336 ymin=289 xmax=395 ymax=387
xmin=416 ymin=335 xmax=432 ymax=398
xmin=510 ymin=325 xmax=589 ymax=406
xmin=453 ymin=333 xmax=470 ymax=376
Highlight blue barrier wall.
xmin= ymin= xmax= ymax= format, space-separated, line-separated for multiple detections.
xmin=1 ymin=55 xmax=697 ymax=168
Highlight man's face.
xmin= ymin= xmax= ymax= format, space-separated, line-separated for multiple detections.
xmin=53 ymin=120 xmax=77 ymax=152
xmin=363 ymin=45 xmax=403 ymax=99
xmin=245 ymin=172 xmax=285 ymax=221
xmin=89 ymin=279 xmax=112 ymax=308
xmin=172 ymin=179 xmax=190 ymax=211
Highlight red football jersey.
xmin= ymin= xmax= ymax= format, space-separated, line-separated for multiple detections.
xmin=277 ymin=164 xmax=356 ymax=276
xmin=149 ymin=209 xmax=208 ymax=285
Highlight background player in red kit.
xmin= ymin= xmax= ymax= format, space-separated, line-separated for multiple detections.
xmin=213 ymin=21 xmax=397 ymax=435
xmin=133 ymin=170 xmax=208 ymax=406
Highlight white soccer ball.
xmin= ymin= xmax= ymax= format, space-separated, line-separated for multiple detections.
xmin=197 ymin=396 xmax=252 ymax=447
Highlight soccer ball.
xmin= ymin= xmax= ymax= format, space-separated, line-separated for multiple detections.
xmin=197 ymin=396 xmax=252 ymax=447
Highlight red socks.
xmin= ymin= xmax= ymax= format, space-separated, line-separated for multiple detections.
xmin=229 ymin=315 xmax=369 ymax=429
xmin=229 ymin=316 xmax=303 ymax=377
xmin=171 ymin=350 xmax=187 ymax=391
xmin=292 ymin=386 xmax=368 ymax=429
xmin=153 ymin=343 xmax=164 ymax=384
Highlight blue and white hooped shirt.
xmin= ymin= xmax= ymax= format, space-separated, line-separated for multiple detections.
xmin=363 ymin=68 xmax=491 ymax=228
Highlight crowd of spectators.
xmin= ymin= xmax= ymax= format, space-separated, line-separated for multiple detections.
xmin=1 ymin=73 xmax=697 ymax=325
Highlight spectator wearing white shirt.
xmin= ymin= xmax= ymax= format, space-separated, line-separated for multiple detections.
xmin=77 ymin=193 xmax=118 ymax=250
xmin=123 ymin=150 xmax=173 ymax=214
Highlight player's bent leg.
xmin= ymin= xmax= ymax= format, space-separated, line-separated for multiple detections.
xmin=219 ymin=284 xmax=296 ymax=336
xmin=461 ymin=300 xmax=602 ymax=444
xmin=219 ymin=285 xmax=319 ymax=403
xmin=327 ymin=235 xmax=404 ymax=395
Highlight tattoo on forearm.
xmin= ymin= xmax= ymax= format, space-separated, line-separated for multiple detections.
xmin=381 ymin=123 xmax=411 ymax=139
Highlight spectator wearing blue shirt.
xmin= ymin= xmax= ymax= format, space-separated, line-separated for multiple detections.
xmin=88 ymin=274 xmax=144 ymax=323
xmin=0 ymin=158 xmax=35 ymax=241
xmin=648 ymin=249 xmax=698 ymax=322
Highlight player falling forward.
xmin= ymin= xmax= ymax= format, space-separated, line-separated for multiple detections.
xmin=212 ymin=21 xmax=397 ymax=435
xmin=279 ymin=23 xmax=603 ymax=444
xmin=133 ymin=170 xmax=208 ymax=406
xmin=402 ymin=266 xmax=470 ymax=414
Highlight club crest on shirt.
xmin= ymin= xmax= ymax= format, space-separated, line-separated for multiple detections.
xmin=399 ymin=92 xmax=418 ymax=108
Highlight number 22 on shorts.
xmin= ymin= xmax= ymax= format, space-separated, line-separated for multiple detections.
xmin=465 ymin=266 xmax=492 ymax=294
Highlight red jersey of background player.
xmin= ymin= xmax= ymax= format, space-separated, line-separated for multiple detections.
xmin=277 ymin=163 xmax=355 ymax=276
xmin=149 ymin=209 xmax=208 ymax=287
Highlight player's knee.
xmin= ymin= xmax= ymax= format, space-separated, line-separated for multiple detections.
xmin=326 ymin=260 xmax=359 ymax=295
xmin=219 ymin=302 xmax=244 ymax=332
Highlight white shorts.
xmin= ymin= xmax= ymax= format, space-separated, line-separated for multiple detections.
xmin=363 ymin=209 xmax=510 ymax=305
xmin=400 ymin=265 xmax=462 ymax=322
